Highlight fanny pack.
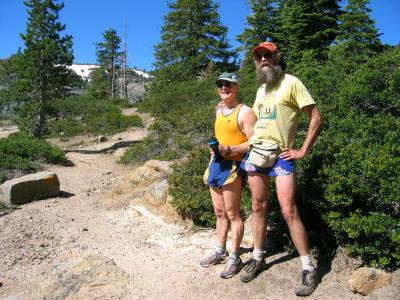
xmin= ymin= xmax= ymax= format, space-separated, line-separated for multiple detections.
xmin=248 ymin=142 xmax=281 ymax=168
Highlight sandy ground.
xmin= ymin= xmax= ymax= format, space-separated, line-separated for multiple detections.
xmin=0 ymin=121 xmax=18 ymax=139
xmin=0 ymin=111 xmax=396 ymax=299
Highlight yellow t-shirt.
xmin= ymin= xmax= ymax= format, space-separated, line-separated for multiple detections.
xmin=215 ymin=104 xmax=247 ymax=161
xmin=250 ymin=74 xmax=315 ymax=148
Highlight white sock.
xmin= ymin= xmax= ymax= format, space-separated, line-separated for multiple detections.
xmin=300 ymin=254 xmax=315 ymax=271
xmin=253 ymin=248 xmax=265 ymax=261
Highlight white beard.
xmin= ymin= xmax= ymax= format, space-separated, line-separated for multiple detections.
xmin=256 ymin=63 xmax=283 ymax=86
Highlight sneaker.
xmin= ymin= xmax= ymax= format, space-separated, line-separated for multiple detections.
xmin=200 ymin=250 xmax=228 ymax=267
xmin=295 ymin=269 xmax=318 ymax=296
xmin=220 ymin=256 xmax=243 ymax=279
xmin=239 ymin=258 xmax=267 ymax=283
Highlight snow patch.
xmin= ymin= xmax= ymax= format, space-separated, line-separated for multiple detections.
xmin=67 ymin=63 xmax=152 ymax=80
xmin=67 ymin=64 xmax=99 ymax=79
xmin=133 ymin=70 xmax=152 ymax=79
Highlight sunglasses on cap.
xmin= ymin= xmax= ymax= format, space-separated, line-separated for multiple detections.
xmin=216 ymin=81 xmax=236 ymax=88
xmin=254 ymin=52 xmax=275 ymax=61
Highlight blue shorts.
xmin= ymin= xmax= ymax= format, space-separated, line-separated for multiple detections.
xmin=203 ymin=160 xmax=243 ymax=188
xmin=240 ymin=153 xmax=294 ymax=176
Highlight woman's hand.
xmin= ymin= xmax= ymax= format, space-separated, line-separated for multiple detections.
xmin=218 ymin=144 xmax=231 ymax=157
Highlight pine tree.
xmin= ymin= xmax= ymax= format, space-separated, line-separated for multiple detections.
xmin=236 ymin=0 xmax=277 ymax=65
xmin=95 ymin=28 xmax=121 ymax=98
xmin=335 ymin=0 xmax=382 ymax=59
xmin=274 ymin=0 xmax=341 ymax=63
xmin=14 ymin=0 xmax=74 ymax=137
xmin=153 ymin=0 xmax=236 ymax=82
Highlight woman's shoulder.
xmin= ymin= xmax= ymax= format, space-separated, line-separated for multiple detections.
xmin=239 ymin=104 xmax=253 ymax=113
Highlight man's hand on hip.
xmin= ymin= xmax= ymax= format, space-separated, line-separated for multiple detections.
xmin=279 ymin=148 xmax=306 ymax=161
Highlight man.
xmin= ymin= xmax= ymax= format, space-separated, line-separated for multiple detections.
xmin=239 ymin=42 xmax=323 ymax=296
xmin=201 ymin=72 xmax=257 ymax=279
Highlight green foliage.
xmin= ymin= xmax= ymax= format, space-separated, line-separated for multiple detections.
xmin=236 ymin=0 xmax=276 ymax=63
xmin=153 ymin=0 xmax=237 ymax=82
xmin=95 ymin=28 xmax=121 ymax=98
xmin=121 ymin=77 xmax=217 ymax=164
xmin=47 ymin=95 xmax=142 ymax=137
xmin=273 ymin=0 xmax=341 ymax=63
xmin=168 ymin=145 xmax=255 ymax=227
xmin=290 ymin=48 xmax=400 ymax=269
xmin=336 ymin=0 xmax=382 ymax=60
xmin=10 ymin=0 xmax=74 ymax=137
xmin=169 ymin=147 xmax=215 ymax=226
xmin=336 ymin=48 xmax=400 ymax=116
xmin=86 ymin=66 xmax=109 ymax=99
xmin=0 ymin=132 xmax=67 ymax=172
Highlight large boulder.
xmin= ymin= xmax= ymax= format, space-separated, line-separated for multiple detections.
xmin=144 ymin=179 xmax=169 ymax=206
xmin=348 ymin=267 xmax=391 ymax=295
xmin=0 ymin=171 xmax=60 ymax=205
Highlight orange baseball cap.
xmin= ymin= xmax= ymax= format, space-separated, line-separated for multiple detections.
xmin=252 ymin=41 xmax=278 ymax=54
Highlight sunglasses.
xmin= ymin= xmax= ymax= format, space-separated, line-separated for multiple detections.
xmin=216 ymin=81 xmax=236 ymax=88
xmin=254 ymin=52 xmax=275 ymax=61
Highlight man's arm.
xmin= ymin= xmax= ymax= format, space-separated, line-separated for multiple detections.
xmin=219 ymin=106 xmax=257 ymax=156
xmin=280 ymin=104 xmax=323 ymax=160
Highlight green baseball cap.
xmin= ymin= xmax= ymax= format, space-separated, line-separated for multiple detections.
xmin=216 ymin=72 xmax=239 ymax=86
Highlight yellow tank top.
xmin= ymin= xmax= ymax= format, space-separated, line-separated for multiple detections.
xmin=215 ymin=103 xmax=248 ymax=161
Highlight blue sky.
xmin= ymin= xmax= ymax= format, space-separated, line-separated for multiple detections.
xmin=1 ymin=0 xmax=399 ymax=72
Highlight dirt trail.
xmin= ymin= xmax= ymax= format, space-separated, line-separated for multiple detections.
xmin=0 ymin=110 xmax=392 ymax=299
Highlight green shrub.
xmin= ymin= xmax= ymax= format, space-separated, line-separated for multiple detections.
xmin=120 ymin=133 xmax=173 ymax=163
xmin=321 ymin=113 xmax=400 ymax=269
xmin=48 ymin=95 xmax=143 ymax=137
xmin=168 ymin=146 xmax=217 ymax=226
xmin=48 ymin=117 xmax=86 ymax=137
xmin=168 ymin=146 xmax=255 ymax=227
xmin=121 ymin=78 xmax=217 ymax=165
xmin=86 ymin=110 xmax=143 ymax=135
xmin=0 ymin=132 xmax=67 ymax=171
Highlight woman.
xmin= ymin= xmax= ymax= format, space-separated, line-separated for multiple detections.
xmin=200 ymin=72 xmax=256 ymax=279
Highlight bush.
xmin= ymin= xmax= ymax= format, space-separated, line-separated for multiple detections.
xmin=168 ymin=146 xmax=255 ymax=227
xmin=47 ymin=95 xmax=143 ymax=137
xmin=0 ymin=132 xmax=67 ymax=171
xmin=121 ymin=78 xmax=217 ymax=164
xmin=293 ymin=48 xmax=400 ymax=269
xmin=168 ymin=146 xmax=218 ymax=226
xmin=321 ymin=113 xmax=400 ymax=269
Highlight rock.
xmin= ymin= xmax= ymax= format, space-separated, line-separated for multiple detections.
xmin=144 ymin=179 xmax=169 ymax=206
xmin=348 ymin=267 xmax=391 ymax=295
xmin=28 ymin=254 xmax=130 ymax=299
xmin=98 ymin=135 xmax=107 ymax=143
xmin=143 ymin=160 xmax=173 ymax=175
xmin=127 ymin=160 xmax=173 ymax=186
xmin=0 ymin=171 xmax=60 ymax=205
xmin=365 ymin=284 xmax=400 ymax=300
xmin=332 ymin=246 xmax=363 ymax=273
xmin=242 ymin=214 xmax=286 ymax=250
xmin=391 ymin=269 xmax=400 ymax=288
